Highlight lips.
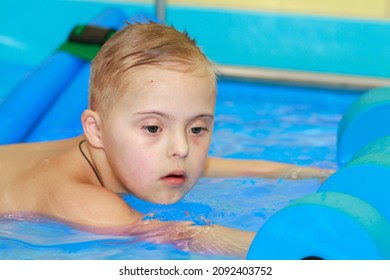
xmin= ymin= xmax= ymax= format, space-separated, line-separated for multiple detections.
xmin=161 ymin=170 xmax=187 ymax=187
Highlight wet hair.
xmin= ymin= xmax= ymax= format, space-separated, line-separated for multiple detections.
xmin=89 ymin=21 xmax=216 ymax=118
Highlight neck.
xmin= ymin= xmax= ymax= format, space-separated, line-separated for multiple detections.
xmin=81 ymin=140 xmax=128 ymax=193
xmin=79 ymin=140 xmax=104 ymax=187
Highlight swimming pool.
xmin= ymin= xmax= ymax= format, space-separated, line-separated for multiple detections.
xmin=1 ymin=1 xmax=373 ymax=260
xmin=0 ymin=74 xmax=361 ymax=259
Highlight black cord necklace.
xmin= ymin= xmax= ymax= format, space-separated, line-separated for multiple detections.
xmin=78 ymin=140 xmax=104 ymax=187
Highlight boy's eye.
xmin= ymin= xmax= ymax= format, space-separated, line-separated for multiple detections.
xmin=144 ymin=126 xmax=161 ymax=134
xmin=190 ymin=127 xmax=206 ymax=135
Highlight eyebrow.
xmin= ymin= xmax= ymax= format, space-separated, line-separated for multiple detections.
xmin=134 ymin=111 xmax=214 ymax=121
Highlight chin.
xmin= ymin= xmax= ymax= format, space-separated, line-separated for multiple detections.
xmin=149 ymin=194 xmax=183 ymax=205
xmin=158 ymin=197 xmax=182 ymax=205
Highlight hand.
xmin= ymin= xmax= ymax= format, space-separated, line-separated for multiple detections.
xmin=280 ymin=166 xmax=336 ymax=181
xmin=128 ymin=220 xmax=254 ymax=259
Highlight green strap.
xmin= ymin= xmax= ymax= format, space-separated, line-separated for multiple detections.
xmin=58 ymin=24 xmax=117 ymax=62
xmin=58 ymin=42 xmax=103 ymax=62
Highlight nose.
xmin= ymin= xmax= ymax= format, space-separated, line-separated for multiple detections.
xmin=169 ymin=130 xmax=189 ymax=159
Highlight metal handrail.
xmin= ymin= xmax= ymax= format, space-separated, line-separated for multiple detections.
xmin=156 ymin=0 xmax=166 ymax=23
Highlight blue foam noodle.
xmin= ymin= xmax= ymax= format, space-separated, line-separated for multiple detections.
xmin=247 ymin=192 xmax=390 ymax=260
xmin=319 ymin=153 xmax=390 ymax=222
xmin=0 ymin=52 xmax=85 ymax=144
xmin=351 ymin=136 xmax=390 ymax=160
xmin=25 ymin=64 xmax=90 ymax=142
xmin=337 ymin=87 xmax=390 ymax=166
xmin=0 ymin=8 xmax=130 ymax=145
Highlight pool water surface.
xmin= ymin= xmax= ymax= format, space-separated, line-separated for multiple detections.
xmin=0 ymin=78 xmax=361 ymax=259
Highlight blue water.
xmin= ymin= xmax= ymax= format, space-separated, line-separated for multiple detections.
xmin=0 ymin=0 xmax=363 ymax=260
xmin=0 ymin=76 xmax=361 ymax=259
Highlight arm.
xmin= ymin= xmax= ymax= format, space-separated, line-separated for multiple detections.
xmin=203 ymin=157 xmax=335 ymax=181
xmin=65 ymin=187 xmax=255 ymax=259
xmin=98 ymin=219 xmax=256 ymax=259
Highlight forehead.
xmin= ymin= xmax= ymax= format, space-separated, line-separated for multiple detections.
xmin=125 ymin=66 xmax=214 ymax=99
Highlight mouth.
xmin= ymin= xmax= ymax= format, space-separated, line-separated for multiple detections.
xmin=161 ymin=170 xmax=188 ymax=187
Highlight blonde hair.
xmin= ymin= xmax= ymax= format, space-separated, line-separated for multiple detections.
xmin=89 ymin=21 xmax=216 ymax=118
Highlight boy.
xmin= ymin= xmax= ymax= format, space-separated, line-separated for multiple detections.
xmin=0 ymin=22 xmax=333 ymax=258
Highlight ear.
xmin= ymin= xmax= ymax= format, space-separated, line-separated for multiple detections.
xmin=81 ymin=109 xmax=104 ymax=149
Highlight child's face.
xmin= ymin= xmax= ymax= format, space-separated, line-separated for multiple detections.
xmin=101 ymin=66 xmax=216 ymax=204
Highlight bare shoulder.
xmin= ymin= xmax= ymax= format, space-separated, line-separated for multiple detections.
xmin=47 ymin=183 xmax=144 ymax=228
xmin=0 ymin=137 xmax=81 ymax=178
xmin=0 ymin=138 xmax=144 ymax=229
xmin=0 ymin=138 xmax=83 ymax=213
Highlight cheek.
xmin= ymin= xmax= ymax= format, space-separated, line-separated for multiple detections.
xmin=189 ymin=137 xmax=212 ymax=169
xmin=103 ymin=129 xmax=153 ymax=178
xmin=194 ymin=132 xmax=213 ymax=152
xmin=115 ymin=140 xmax=158 ymax=175
xmin=128 ymin=149 xmax=157 ymax=174
xmin=108 ymin=145 xmax=161 ymax=193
